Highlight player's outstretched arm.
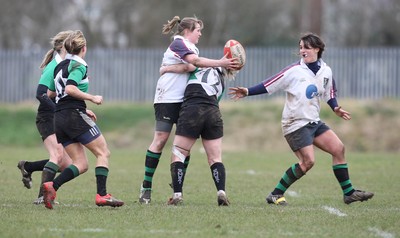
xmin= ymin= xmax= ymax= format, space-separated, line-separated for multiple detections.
xmin=228 ymin=87 xmax=248 ymax=101
xmin=185 ymin=53 xmax=239 ymax=69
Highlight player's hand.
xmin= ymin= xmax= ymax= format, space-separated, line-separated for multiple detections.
xmin=334 ymin=106 xmax=351 ymax=120
xmin=86 ymin=109 xmax=97 ymax=121
xmin=91 ymin=95 xmax=103 ymax=105
xmin=221 ymin=53 xmax=240 ymax=70
xmin=228 ymin=87 xmax=248 ymax=101
xmin=160 ymin=65 xmax=167 ymax=75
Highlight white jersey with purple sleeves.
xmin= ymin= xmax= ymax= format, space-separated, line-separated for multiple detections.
xmin=263 ymin=58 xmax=335 ymax=135
xmin=154 ymin=35 xmax=199 ymax=104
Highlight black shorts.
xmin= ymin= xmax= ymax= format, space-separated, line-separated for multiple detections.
xmin=36 ymin=111 xmax=55 ymax=141
xmin=284 ymin=121 xmax=330 ymax=152
xmin=176 ymin=104 xmax=223 ymax=140
xmin=55 ymin=108 xmax=101 ymax=146
xmin=154 ymin=103 xmax=181 ymax=124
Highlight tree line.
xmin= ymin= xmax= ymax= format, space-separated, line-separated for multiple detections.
xmin=1 ymin=0 xmax=399 ymax=50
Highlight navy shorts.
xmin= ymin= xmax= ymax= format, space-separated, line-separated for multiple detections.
xmin=54 ymin=108 xmax=101 ymax=147
xmin=36 ymin=111 xmax=55 ymax=141
xmin=284 ymin=121 xmax=330 ymax=152
xmin=176 ymin=104 xmax=223 ymax=140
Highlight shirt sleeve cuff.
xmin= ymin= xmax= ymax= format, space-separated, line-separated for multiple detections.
xmin=327 ymin=98 xmax=338 ymax=111
xmin=247 ymin=83 xmax=268 ymax=96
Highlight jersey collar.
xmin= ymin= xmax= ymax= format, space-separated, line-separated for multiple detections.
xmin=65 ymin=54 xmax=88 ymax=66
xmin=55 ymin=53 xmax=63 ymax=64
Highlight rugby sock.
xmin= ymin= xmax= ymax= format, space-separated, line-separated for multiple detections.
xmin=333 ymin=164 xmax=355 ymax=196
xmin=52 ymin=164 xmax=80 ymax=191
xmin=142 ymin=150 xmax=161 ymax=189
xmin=24 ymin=159 xmax=49 ymax=173
xmin=170 ymin=161 xmax=184 ymax=193
xmin=38 ymin=162 xmax=60 ymax=197
xmin=182 ymin=155 xmax=191 ymax=183
xmin=183 ymin=155 xmax=191 ymax=173
xmin=272 ymin=163 xmax=304 ymax=195
xmin=210 ymin=162 xmax=226 ymax=191
xmin=95 ymin=167 xmax=109 ymax=196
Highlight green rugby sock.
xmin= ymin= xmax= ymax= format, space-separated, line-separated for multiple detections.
xmin=333 ymin=164 xmax=355 ymax=196
xmin=142 ymin=150 xmax=161 ymax=189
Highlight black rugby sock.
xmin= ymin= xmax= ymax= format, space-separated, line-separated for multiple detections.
xmin=24 ymin=159 xmax=49 ymax=173
xmin=210 ymin=162 xmax=226 ymax=191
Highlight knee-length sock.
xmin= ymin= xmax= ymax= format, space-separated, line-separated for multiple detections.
xmin=142 ymin=150 xmax=161 ymax=190
xmin=24 ymin=159 xmax=49 ymax=173
xmin=272 ymin=163 xmax=304 ymax=195
xmin=170 ymin=161 xmax=185 ymax=193
xmin=96 ymin=166 xmax=109 ymax=196
xmin=52 ymin=164 xmax=80 ymax=191
xmin=333 ymin=164 xmax=355 ymax=196
xmin=182 ymin=155 xmax=191 ymax=183
xmin=210 ymin=162 xmax=226 ymax=191
xmin=38 ymin=161 xmax=59 ymax=197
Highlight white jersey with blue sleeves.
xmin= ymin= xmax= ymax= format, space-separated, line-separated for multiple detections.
xmin=263 ymin=58 xmax=335 ymax=135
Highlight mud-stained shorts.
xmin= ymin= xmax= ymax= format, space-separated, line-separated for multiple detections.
xmin=36 ymin=111 xmax=55 ymax=141
xmin=176 ymin=104 xmax=223 ymax=140
xmin=54 ymin=108 xmax=101 ymax=147
xmin=284 ymin=121 xmax=330 ymax=152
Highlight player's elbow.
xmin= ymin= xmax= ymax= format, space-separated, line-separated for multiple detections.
xmin=65 ymin=85 xmax=75 ymax=95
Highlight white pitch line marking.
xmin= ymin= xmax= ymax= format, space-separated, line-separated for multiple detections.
xmin=322 ymin=205 xmax=347 ymax=217
xmin=368 ymin=227 xmax=395 ymax=238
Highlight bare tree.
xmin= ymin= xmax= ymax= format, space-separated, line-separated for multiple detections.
xmin=1 ymin=0 xmax=400 ymax=49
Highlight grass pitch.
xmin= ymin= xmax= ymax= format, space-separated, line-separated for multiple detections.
xmin=1 ymin=146 xmax=399 ymax=238
xmin=1 ymin=100 xmax=399 ymax=237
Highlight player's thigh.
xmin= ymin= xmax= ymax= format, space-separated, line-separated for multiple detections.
xmin=84 ymin=134 xmax=110 ymax=158
xmin=314 ymin=129 xmax=344 ymax=155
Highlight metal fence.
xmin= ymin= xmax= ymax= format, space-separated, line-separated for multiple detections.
xmin=1 ymin=47 xmax=399 ymax=103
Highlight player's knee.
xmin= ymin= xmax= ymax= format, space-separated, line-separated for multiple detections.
xmin=80 ymin=166 xmax=89 ymax=173
xmin=76 ymin=162 xmax=89 ymax=174
xmin=207 ymin=157 xmax=222 ymax=166
xmin=101 ymin=148 xmax=111 ymax=160
xmin=95 ymin=143 xmax=111 ymax=158
xmin=332 ymin=142 xmax=345 ymax=158
xmin=302 ymin=160 xmax=315 ymax=171
xmin=339 ymin=143 xmax=345 ymax=155
xmin=48 ymin=148 xmax=63 ymax=164
xmin=153 ymin=139 xmax=167 ymax=151
xmin=172 ymin=145 xmax=187 ymax=163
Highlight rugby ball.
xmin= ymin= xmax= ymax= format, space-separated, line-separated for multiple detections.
xmin=224 ymin=39 xmax=246 ymax=70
